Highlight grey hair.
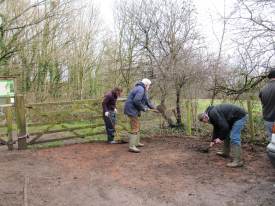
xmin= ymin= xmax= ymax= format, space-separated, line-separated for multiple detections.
xmin=141 ymin=78 xmax=151 ymax=86
xmin=198 ymin=113 xmax=209 ymax=121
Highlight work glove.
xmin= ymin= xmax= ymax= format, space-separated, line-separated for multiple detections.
xmin=105 ymin=111 xmax=109 ymax=117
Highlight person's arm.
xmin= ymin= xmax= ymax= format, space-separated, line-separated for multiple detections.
xmin=145 ymin=94 xmax=155 ymax=109
xmin=212 ymin=126 xmax=220 ymax=141
xmin=133 ymin=88 xmax=146 ymax=111
xmin=113 ymin=98 xmax=118 ymax=113
xmin=210 ymin=124 xmax=225 ymax=147
xmin=210 ymin=113 xmax=230 ymax=141
xmin=102 ymin=94 xmax=110 ymax=112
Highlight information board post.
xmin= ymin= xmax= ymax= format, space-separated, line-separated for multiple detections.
xmin=0 ymin=77 xmax=17 ymax=149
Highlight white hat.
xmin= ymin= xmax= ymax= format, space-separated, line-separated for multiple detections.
xmin=141 ymin=78 xmax=151 ymax=86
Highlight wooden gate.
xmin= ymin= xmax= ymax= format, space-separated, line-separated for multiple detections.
xmin=20 ymin=96 xmax=128 ymax=149
xmin=0 ymin=95 xmax=128 ymax=150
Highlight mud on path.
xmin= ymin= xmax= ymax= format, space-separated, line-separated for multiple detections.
xmin=0 ymin=136 xmax=275 ymax=206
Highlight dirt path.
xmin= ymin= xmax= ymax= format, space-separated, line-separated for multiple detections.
xmin=0 ymin=136 xmax=274 ymax=206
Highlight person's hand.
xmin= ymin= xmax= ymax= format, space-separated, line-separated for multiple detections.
xmin=209 ymin=138 xmax=223 ymax=147
xmin=105 ymin=111 xmax=109 ymax=117
xmin=114 ymin=108 xmax=117 ymax=113
xmin=209 ymin=142 xmax=215 ymax=147
xmin=214 ymin=138 xmax=223 ymax=144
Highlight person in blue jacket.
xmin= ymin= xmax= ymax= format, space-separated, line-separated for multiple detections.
xmin=124 ymin=78 xmax=155 ymax=153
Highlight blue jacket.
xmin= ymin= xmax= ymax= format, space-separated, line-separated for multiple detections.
xmin=124 ymin=82 xmax=154 ymax=117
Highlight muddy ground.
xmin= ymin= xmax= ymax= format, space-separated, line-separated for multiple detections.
xmin=0 ymin=136 xmax=275 ymax=206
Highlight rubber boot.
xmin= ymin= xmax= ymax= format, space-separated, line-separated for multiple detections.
xmin=226 ymin=144 xmax=243 ymax=168
xmin=129 ymin=134 xmax=140 ymax=153
xmin=121 ymin=135 xmax=129 ymax=143
xmin=107 ymin=135 xmax=115 ymax=143
xmin=216 ymin=138 xmax=230 ymax=158
xmin=136 ymin=132 xmax=144 ymax=147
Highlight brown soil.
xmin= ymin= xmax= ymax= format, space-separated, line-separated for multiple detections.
xmin=0 ymin=136 xmax=274 ymax=206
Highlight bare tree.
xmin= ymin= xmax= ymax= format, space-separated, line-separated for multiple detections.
xmin=113 ymin=1 xmax=144 ymax=93
xmin=208 ymin=0 xmax=230 ymax=104
xmin=0 ymin=0 xmax=65 ymax=69
xmin=0 ymin=0 xmax=105 ymax=102
xmin=212 ymin=0 xmax=275 ymax=98
xmin=138 ymin=0 xmax=201 ymax=127
xmin=66 ymin=5 xmax=102 ymax=99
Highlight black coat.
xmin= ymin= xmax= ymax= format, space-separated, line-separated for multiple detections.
xmin=259 ymin=80 xmax=275 ymax=122
xmin=205 ymin=104 xmax=247 ymax=141
xmin=102 ymin=90 xmax=118 ymax=114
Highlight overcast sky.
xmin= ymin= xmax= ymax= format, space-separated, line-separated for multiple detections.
xmin=80 ymin=0 xmax=236 ymax=52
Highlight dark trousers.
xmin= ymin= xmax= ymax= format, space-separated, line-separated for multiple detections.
xmin=103 ymin=112 xmax=116 ymax=142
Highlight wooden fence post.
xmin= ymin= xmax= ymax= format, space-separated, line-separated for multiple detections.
xmin=191 ymin=100 xmax=198 ymax=131
xmin=186 ymin=100 xmax=192 ymax=136
xmin=15 ymin=95 xmax=27 ymax=149
xmin=247 ymin=99 xmax=255 ymax=141
xmin=4 ymin=106 xmax=13 ymax=150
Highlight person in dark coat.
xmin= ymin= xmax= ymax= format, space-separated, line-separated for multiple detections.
xmin=124 ymin=78 xmax=155 ymax=153
xmin=102 ymin=87 xmax=123 ymax=144
xmin=259 ymin=69 xmax=275 ymax=142
xmin=198 ymin=104 xmax=247 ymax=167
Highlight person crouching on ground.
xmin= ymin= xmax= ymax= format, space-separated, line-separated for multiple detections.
xmin=124 ymin=78 xmax=155 ymax=153
xmin=102 ymin=87 xmax=123 ymax=144
xmin=198 ymin=104 xmax=247 ymax=167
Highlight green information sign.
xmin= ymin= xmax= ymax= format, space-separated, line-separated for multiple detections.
xmin=0 ymin=79 xmax=15 ymax=97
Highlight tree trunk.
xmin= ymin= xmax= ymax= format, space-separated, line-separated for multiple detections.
xmin=176 ymin=88 xmax=183 ymax=127
xmin=156 ymin=103 xmax=176 ymax=128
